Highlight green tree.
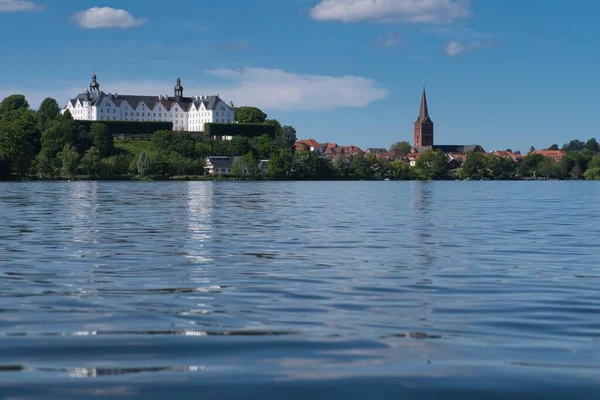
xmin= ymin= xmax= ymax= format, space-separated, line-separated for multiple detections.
xmin=485 ymin=154 xmax=515 ymax=180
xmin=40 ymin=117 xmax=81 ymax=158
xmin=390 ymin=141 xmax=412 ymax=154
xmin=292 ymin=150 xmax=331 ymax=179
xmin=268 ymin=149 xmax=293 ymax=178
xmin=519 ymin=153 xmax=558 ymax=179
xmin=0 ymin=94 xmax=29 ymax=115
xmin=234 ymin=106 xmax=267 ymax=123
xmin=104 ymin=154 xmax=133 ymax=177
xmin=558 ymin=153 xmax=576 ymax=179
xmin=461 ymin=151 xmax=487 ymax=180
xmin=38 ymin=97 xmax=61 ymax=130
xmin=91 ymin=123 xmax=113 ymax=157
xmin=230 ymin=135 xmax=252 ymax=156
xmin=81 ymin=147 xmax=102 ymax=179
xmin=415 ymin=150 xmax=448 ymax=180
xmin=277 ymin=125 xmax=297 ymax=149
xmin=351 ymin=153 xmax=369 ymax=179
xmin=529 ymin=146 xmax=536 ymax=154
xmin=136 ymin=152 xmax=151 ymax=177
xmin=562 ymin=140 xmax=585 ymax=152
xmin=249 ymin=134 xmax=275 ymax=159
xmin=232 ymin=152 xmax=258 ymax=176
xmin=584 ymin=138 xmax=599 ymax=152
xmin=548 ymin=144 xmax=559 ymax=150
xmin=34 ymin=152 xmax=58 ymax=179
xmin=58 ymin=144 xmax=79 ymax=178
xmin=0 ymin=106 xmax=40 ymax=178
xmin=151 ymin=130 xmax=174 ymax=151
xmin=584 ymin=157 xmax=600 ymax=179
xmin=387 ymin=160 xmax=411 ymax=180
xmin=331 ymin=156 xmax=346 ymax=177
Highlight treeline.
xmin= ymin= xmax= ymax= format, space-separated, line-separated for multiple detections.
xmin=544 ymin=138 xmax=599 ymax=152
xmin=459 ymin=149 xmax=600 ymax=181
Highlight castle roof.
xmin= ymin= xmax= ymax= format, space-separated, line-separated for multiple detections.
xmin=69 ymin=91 xmax=225 ymax=112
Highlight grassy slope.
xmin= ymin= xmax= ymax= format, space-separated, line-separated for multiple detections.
xmin=114 ymin=140 xmax=155 ymax=157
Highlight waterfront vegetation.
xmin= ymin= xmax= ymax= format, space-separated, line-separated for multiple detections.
xmin=2 ymin=94 xmax=600 ymax=181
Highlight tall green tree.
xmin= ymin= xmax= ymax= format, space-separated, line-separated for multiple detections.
xmin=415 ymin=150 xmax=448 ymax=180
xmin=0 ymin=105 xmax=40 ymax=178
xmin=40 ymin=117 xmax=81 ymax=158
xmin=584 ymin=138 xmax=599 ymax=152
xmin=234 ymin=107 xmax=267 ymax=123
xmin=81 ymin=147 xmax=102 ymax=179
xmin=58 ymin=144 xmax=79 ymax=178
xmin=0 ymin=94 xmax=29 ymax=115
xmin=91 ymin=123 xmax=114 ymax=157
xmin=136 ymin=152 xmax=151 ymax=177
xmin=391 ymin=141 xmax=412 ymax=154
xmin=277 ymin=125 xmax=297 ymax=149
xmin=547 ymin=144 xmax=559 ymax=150
xmin=38 ymin=97 xmax=61 ymax=130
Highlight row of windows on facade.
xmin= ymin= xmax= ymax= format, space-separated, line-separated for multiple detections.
xmin=101 ymin=102 xmax=229 ymax=112
xmin=96 ymin=108 xmax=230 ymax=118
xmin=94 ymin=115 xmax=231 ymax=124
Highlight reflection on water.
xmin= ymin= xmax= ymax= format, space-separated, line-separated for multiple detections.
xmin=1 ymin=181 xmax=600 ymax=399
xmin=68 ymin=181 xmax=99 ymax=244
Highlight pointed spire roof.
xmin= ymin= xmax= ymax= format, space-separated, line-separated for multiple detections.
xmin=415 ymin=85 xmax=432 ymax=124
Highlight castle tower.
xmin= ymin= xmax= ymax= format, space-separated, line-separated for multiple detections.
xmin=414 ymin=85 xmax=434 ymax=149
xmin=174 ymin=77 xmax=184 ymax=98
xmin=89 ymin=71 xmax=100 ymax=93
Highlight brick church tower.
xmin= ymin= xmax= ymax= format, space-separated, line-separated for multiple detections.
xmin=414 ymin=86 xmax=434 ymax=149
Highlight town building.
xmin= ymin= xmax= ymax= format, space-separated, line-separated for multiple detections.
xmin=531 ymin=150 xmax=566 ymax=163
xmin=414 ymin=86 xmax=485 ymax=154
xmin=204 ymin=156 xmax=239 ymax=175
xmin=62 ymin=73 xmax=235 ymax=132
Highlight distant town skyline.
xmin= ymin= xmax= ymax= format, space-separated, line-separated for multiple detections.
xmin=1 ymin=0 xmax=599 ymax=152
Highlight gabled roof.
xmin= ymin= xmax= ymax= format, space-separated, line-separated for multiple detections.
xmin=66 ymin=91 xmax=229 ymax=113
xmin=296 ymin=138 xmax=323 ymax=147
xmin=205 ymin=156 xmax=239 ymax=169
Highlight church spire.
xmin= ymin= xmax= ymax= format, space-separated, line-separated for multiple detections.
xmin=413 ymin=85 xmax=434 ymax=149
xmin=416 ymin=85 xmax=431 ymax=123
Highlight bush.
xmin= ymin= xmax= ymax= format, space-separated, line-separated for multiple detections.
xmin=78 ymin=120 xmax=173 ymax=135
xmin=205 ymin=123 xmax=276 ymax=139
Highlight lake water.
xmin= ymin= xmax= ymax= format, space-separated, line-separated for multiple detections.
xmin=1 ymin=181 xmax=599 ymax=399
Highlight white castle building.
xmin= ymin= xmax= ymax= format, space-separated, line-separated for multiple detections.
xmin=62 ymin=73 xmax=235 ymax=132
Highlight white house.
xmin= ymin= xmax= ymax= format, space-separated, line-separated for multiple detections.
xmin=62 ymin=73 xmax=235 ymax=132
xmin=204 ymin=156 xmax=239 ymax=175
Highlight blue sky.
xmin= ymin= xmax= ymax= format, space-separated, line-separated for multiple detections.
xmin=1 ymin=0 xmax=599 ymax=152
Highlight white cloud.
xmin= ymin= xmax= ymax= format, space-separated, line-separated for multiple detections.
xmin=205 ymin=68 xmax=387 ymax=110
xmin=444 ymin=40 xmax=485 ymax=57
xmin=0 ymin=0 xmax=42 ymax=12
xmin=72 ymin=7 xmax=148 ymax=29
xmin=311 ymin=0 xmax=471 ymax=23
xmin=6 ymin=68 xmax=387 ymax=112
